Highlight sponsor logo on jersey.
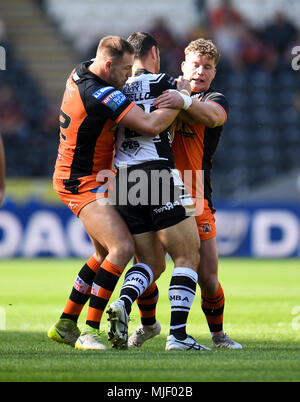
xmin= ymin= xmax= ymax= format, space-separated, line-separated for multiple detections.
xmin=123 ymin=81 xmax=142 ymax=93
xmin=126 ymin=92 xmax=151 ymax=102
xmin=121 ymin=140 xmax=140 ymax=153
xmin=92 ymin=86 xmax=114 ymax=99
xmin=102 ymin=90 xmax=127 ymax=111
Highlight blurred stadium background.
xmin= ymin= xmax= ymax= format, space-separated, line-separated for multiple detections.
xmin=0 ymin=0 xmax=300 ymax=259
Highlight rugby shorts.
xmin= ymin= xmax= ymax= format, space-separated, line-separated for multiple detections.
xmin=53 ymin=173 xmax=113 ymax=217
xmin=194 ymin=198 xmax=216 ymax=241
xmin=114 ymin=163 xmax=195 ymax=235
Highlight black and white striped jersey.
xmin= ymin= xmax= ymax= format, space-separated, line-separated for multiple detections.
xmin=114 ymin=69 xmax=177 ymax=168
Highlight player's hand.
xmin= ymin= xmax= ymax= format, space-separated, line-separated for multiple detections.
xmin=176 ymin=76 xmax=191 ymax=94
xmin=153 ymin=90 xmax=184 ymax=109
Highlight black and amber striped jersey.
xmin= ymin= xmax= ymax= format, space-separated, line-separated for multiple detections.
xmin=172 ymin=88 xmax=229 ymax=212
xmin=53 ymin=60 xmax=134 ymax=180
xmin=114 ymin=69 xmax=177 ymax=168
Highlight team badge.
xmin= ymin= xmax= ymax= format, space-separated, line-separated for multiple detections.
xmin=201 ymin=223 xmax=211 ymax=233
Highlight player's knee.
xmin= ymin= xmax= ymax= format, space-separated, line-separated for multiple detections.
xmin=174 ymin=252 xmax=200 ymax=271
xmin=110 ymin=239 xmax=135 ymax=263
xmin=191 ymin=253 xmax=200 ymax=270
xmin=93 ymin=250 xmax=107 ymax=263
xmin=151 ymin=261 xmax=166 ymax=281
xmin=197 ymin=256 xmax=218 ymax=290
xmin=198 ymin=273 xmax=218 ymax=294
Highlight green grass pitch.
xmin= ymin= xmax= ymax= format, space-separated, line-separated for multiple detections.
xmin=0 ymin=258 xmax=300 ymax=382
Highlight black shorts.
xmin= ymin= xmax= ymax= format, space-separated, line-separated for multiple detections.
xmin=114 ymin=161 xmax=195 ymax=234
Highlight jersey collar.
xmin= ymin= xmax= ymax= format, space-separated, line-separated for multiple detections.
xmin=191 ymin=87 xmax=213 ymax=100
xmin=75 ymin=60 xmax=108 ymax=85
xmin=134 ymin=68 xmax=152 ymax=77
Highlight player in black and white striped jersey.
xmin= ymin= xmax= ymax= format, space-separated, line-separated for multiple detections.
xmin=114 ymin=69 xmax=177 ymax=168
xmin=106 ymin=32 xmax=211 ymax=352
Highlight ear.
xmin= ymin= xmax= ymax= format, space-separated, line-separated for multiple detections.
xmin=104 ymin=59 xmax=112 ymax=73
xmin=151 ymin=45 xmax=158 ymax=60
xmin=181 ymin=61 xmax=185 ymax=74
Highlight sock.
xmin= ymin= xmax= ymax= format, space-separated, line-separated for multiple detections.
xmin=136 ymin=282 xmax=159 ymax=326
xmin=60 ymin=255 xmax=100 ymax=323
xmin=86 ymin=259 xmax=123 ymax=329
xmin=119 ymin=263 xmax=154 ymax=315
xmin=201 ymin=282 xmax=225 ymax=334
xmin=169 ymin=267 xmax=198 ymax=340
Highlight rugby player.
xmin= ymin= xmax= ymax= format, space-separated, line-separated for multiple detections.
xmin=105 ymin=32 xmax=211 ymax=351
xmin=47 ymin=36 xmax=183 ymax=351
xmin=131 ymin=38 xmax=242 ymax=349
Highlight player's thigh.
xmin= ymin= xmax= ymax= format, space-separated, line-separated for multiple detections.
xmin=156 ymin=216 xmax=200 ymax=270
xmin=133 ymin=231 xmax=166 ymax=281
xmin=79 ymin=201 xmax=135 ymax=263
xmin=198 ymin=236 xmax=219 ymax=291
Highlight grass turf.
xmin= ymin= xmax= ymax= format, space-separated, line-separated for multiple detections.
xmin=0 ymin=258 xmax=300 ymax=382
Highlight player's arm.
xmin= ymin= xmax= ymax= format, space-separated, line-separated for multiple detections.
xmin=0 ymin=135 xmax=5 ymax=207
xmin=119 ymin=103 xmax=180 ymax=137
xmin=118 ymin=73 xmax=185 ymax=137
xmin=153 ymin=90 xmax=227 ymax=128
xmin=90 ymin=85 xmax=180 ymax=137
xmin=180 ymin=100 xmax=227 ymax=128
xmin=182 ymin=99 xmax=227 ymax=128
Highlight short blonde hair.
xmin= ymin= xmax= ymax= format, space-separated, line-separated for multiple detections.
xmin=184 ymin=38 xmax=220 ymax=65
xmin=97 ymin=35 xmax=134 ymax=61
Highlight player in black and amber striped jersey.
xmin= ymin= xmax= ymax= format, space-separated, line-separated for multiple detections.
xmin=48 ymin=36 xmax=181 ymax=351
xmin=152 ymin=38 xmax=242 ymax=349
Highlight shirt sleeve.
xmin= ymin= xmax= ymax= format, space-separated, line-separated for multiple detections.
xmin=85 ymin=84 xmax=134 ymax=122
xmin=204 ymin=91 xmax=229 ymax=117
xmin=163 ymin=73 xmax=177 ymax=90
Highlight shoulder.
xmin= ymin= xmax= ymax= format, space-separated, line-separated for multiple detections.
xmin=161 ymin=73 xmax=177 ymax=89
xmin=202 ymin=88 xmax=228 ymax=103
xmin=86 ymin=84 xmax=132 ymax=115
xmin=202 ymin=89 xmax=229 ymax=113
xmin=88 ymin=84 xmax=120 ymax=103
xmin=149 ymin=72 xmax=177 ymax=90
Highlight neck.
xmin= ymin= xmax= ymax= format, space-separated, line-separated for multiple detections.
xmin=133 ymin=60 xmax=156 ymax=75
xmin=88 ymin=60 xmax=98 ymax=75
xmin=88 ymin=60 xmax=105 ymax=80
